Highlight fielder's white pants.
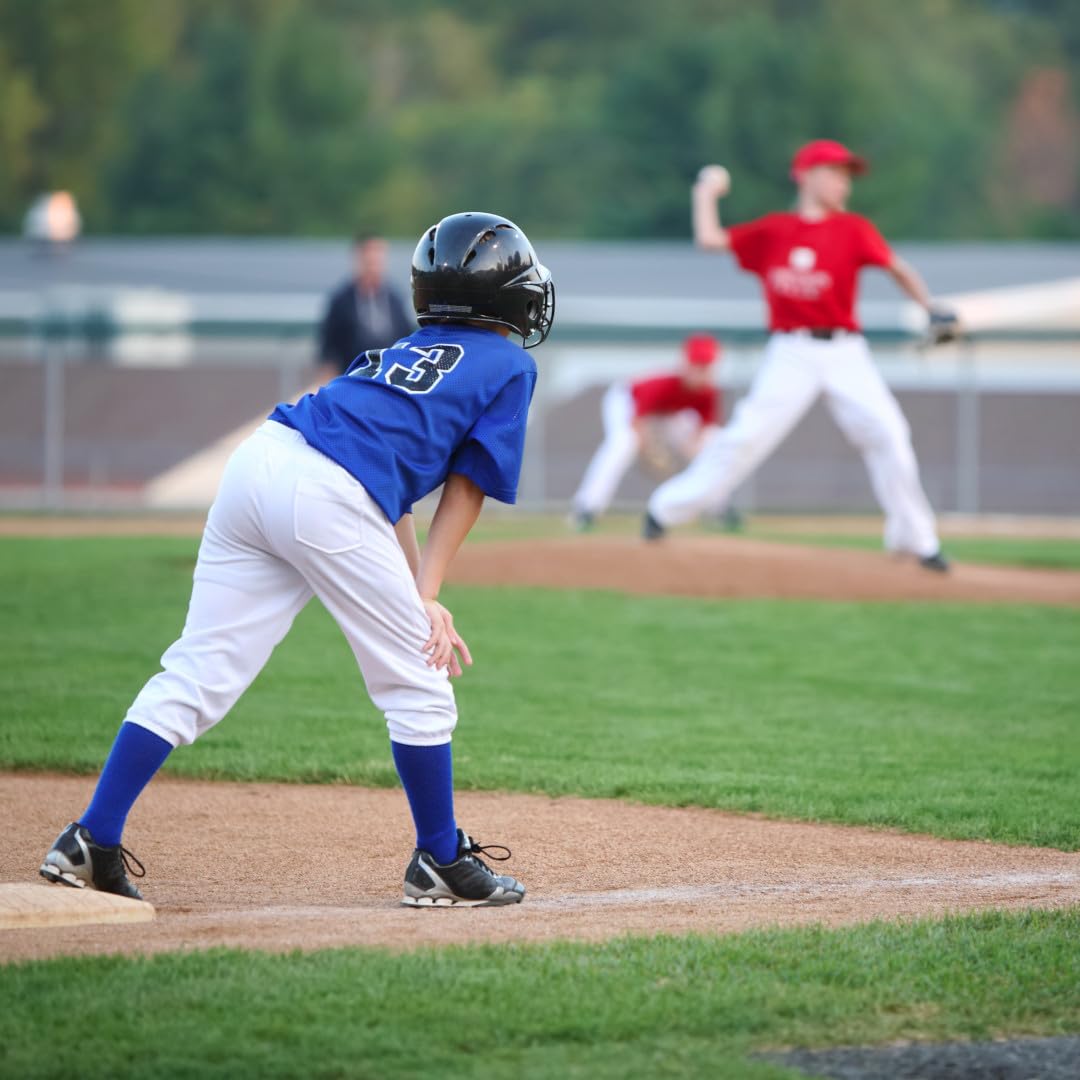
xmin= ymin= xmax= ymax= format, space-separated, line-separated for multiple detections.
xmin=125 ymin=421 xmax=456 ymax=749
xmin=573 ymin=384 xmax=701 ymax=515
xmin=648 ymin=333 xmax=940 ymax=557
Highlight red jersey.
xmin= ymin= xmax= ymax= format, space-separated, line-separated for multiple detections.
xmin=727 ymin=211 xmax=893 ymax=333
xmin=630 ymin=374 xmax=718 ymax=424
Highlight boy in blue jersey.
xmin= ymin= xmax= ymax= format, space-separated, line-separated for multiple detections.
xmin=40 ymin=212 xmax=555 ymax=908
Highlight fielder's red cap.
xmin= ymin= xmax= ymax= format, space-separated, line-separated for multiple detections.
xmin=790 ymin=139 xmax=868 ymax=179
xmin=683 ymin=333 xmax=720 ymax=367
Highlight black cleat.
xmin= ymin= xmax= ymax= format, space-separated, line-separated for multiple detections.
xmin=569 ymin=509 xmax=595 ymax=533
xmin=919 ymin=551 xmax=951 ymax=573
xmin=642 ymin=512 xmax=666 ymax=541
xmin=39 ymin=823 xmax=146 ymax=900
xmin=402 ymin=829 xmax=525 ymax=908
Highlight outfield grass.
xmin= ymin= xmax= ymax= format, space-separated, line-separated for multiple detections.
xmin=3 ymin=537 xmax=1079 ymax=848
xmin=1 ymin=909 xmax=1077 ymax=1079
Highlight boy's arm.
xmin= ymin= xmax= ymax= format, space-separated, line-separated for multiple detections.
xmin=887 ymin=255 xmax=960 ymax=341
xmin=393 ymin=512 xmax=421 ymax=578
xmin=887 ymin=254 xmax=935 ymax=310
xmin=692 ymin=169 xmax=733 ymax=252
xmin=416 ymin=473 xmax=485 ymax=601
xmin=415 ymin=472 xmax=485 ymax=675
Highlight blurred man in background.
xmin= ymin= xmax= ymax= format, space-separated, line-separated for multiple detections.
xmin=317 ymin=233 xmax=415 ymax=381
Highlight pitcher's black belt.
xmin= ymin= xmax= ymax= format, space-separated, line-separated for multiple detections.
xmin=777 ymin=328 xmax=852 ymax=340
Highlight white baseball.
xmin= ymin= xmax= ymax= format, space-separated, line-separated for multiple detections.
xmin=697 ymin=164 xmax=731 ymax=196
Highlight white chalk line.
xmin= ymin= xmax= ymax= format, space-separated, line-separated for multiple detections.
xmin=525 ymin=871 xmax=1080 ymax=911
xmin=173 ymin=870 xmax=1080 ymax=923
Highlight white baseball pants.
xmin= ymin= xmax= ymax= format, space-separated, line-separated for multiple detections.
xmin=573 ymin=384 xmax=701 ymax=516
xmin=125 ymin=421 xmax=456 ymax=749
xmin=648 ymin=333 xmax=940 ymax=557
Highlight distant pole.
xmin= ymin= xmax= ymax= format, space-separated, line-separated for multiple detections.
xmin=42 ymin=343 xmax=65 ymax=510
xmin=954 ymin=339 xmax=980 ymax=515
xmin=521 ymin=346 xmax=550 ymax=509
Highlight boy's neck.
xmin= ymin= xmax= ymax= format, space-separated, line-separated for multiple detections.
xmin=795 ymin=192 xmax=842 ymax=221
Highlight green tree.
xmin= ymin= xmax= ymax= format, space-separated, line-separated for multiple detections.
xmin=0 ymin=0 xmax=1073 ymax=238
xmin=104 ymin=2 xmax=387 ymax=233
xmin=591 ymin=0 xmax=1057 ymax=238
xmin=0 ymin=0 xmax=165 ymax=226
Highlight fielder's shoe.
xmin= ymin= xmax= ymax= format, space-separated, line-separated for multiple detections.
xmin=39 ymin=823 xmax=146 ymax=900
xmin=721 ymin=506 xmax=744 ymax=533
xmin=919 ymin=550 xmax=951 ymax=573
xmin=704 ymin=507 xmax=744 ymax=533
xmin=402 ymin=829 xmax=525 ymax=908
xmin=642 ymin=511 xmax=666 ymax=541
xmin=569 ymin=509 xmax=595 ymax=533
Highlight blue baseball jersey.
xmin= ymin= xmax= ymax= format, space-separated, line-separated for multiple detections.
xmin=269 ymin=324 xmax=537 ymax=523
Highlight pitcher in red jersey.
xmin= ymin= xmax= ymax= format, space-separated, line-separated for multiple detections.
xmin=645 ymin=140 xmax=951 ymax=571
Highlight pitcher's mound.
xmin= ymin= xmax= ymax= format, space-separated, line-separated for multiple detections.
xmin=449 ymin=535 xmax=1080 ymax=605
xmin=0 ymin=882 xmax=155 ymax=930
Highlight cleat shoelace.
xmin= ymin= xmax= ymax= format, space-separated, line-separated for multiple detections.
xmin=118 ymin=845 xmax=147 ymax=879
xmin=462 ymin=836 xmax=511 ymax=875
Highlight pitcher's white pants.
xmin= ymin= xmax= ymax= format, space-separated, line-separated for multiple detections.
xmin=648 ymin=333 xmax=940 ymax=557
xmin=573 ymin=384 xmax=701 ymax=516
xmin=125 ymin=421 xmax=456 ymax=749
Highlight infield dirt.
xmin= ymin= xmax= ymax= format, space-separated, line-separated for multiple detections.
xmin=2 ymin=774 xmax=1078 ymax=962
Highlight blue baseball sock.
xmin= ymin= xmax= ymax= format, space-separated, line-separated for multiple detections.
xmin=390 ymin=741 xmax=459 ymax=865
xmin=79 ymin=722 xmax=173 ymax=847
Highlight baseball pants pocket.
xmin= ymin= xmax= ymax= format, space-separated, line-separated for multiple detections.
xmin=293 ymin=476 xmax=365 ymax=554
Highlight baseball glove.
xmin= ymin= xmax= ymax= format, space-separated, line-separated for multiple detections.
xmin=641 ymin=441 xmax=678 ymax=478
xmin=924 ymin=306 xmax=963 ymax=347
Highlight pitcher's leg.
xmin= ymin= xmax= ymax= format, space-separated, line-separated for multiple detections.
xmin=648 ymin=340 xmax=821 ymax=527
xmin=824 ymin=339 xmax=941 ymax=558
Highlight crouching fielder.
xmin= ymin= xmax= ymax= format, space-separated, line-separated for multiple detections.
xmin=645 ymin=141 xmax=950 ymax=571
xmin=571 ymin=334 xmax=722 ymax=529
xmin=39 ymin=212 xmax=555 ymax=908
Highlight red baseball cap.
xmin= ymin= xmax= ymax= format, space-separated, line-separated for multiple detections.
xmin=790 ymin=139 xmax=868 ymax=179
xmin=683 ymin=334 xmax=720 ymax=367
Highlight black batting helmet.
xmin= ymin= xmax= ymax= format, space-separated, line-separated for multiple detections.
xmin=411 ymin=212 xmax=555 ymax=348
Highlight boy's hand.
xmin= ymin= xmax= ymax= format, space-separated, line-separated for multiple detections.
xmin=422 ymin=599 xmax=473 ymax=678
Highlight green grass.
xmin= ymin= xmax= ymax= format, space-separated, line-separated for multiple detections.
xmin=2 ymin=909 xmax=1078 ymax=1079
xmin=3 ymin=537 xmax=1079 ymax=848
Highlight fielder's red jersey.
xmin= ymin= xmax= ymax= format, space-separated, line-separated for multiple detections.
xmin=630 ymin=375 xmax=719 ymax=424
xmin=727 ymin=211 xmax=893 ymax=333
